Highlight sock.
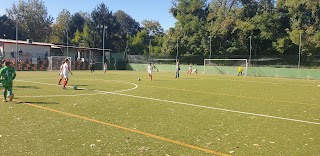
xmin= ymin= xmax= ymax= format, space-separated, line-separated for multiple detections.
xmin=8 ymin=90 xmax=12 ymax=96
xmin=63 ymin=80 xmax=67 ymax=87
xmin=58 ymin=78 xmax=62 ymax=84
xmin=3 ymin=90 xmax=7 ymax=100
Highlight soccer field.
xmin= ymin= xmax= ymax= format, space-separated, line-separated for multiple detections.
xmin=0 ymin=70 xmax=319 ymax=155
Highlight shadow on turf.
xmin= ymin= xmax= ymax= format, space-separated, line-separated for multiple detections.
xmin=16 ymin=86 xmax=41 ymax=89
xmin=15 ymin=101 xmax=60 ymax=105
xmin=76 ymin=85 xmax=89 ymax=87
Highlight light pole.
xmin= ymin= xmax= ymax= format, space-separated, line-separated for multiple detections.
xmin=298 ymin=32 xmax=302 ymax=68
xmin=176 ymin=38 xmax=179 ymax=61
xmin=66 ymin=30 xmax=69 ymax=57
xmin=249 ymin=36 xmax=252 ymax=66
xmin=209 ymin=36 xmax=212 ymax=60
xmin=15 ymin=17 xmax=18 ymax=69
xmin=149 ymin=39 xmax=152 ymax=61
xmin=98 ymin=25 xmax=108 ymax=69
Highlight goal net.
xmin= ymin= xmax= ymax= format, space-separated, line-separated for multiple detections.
xmin=204 ymin=59 xmax=248 ymax=76
xmin=151 ymin=59 xmax=177 ymax=72
xmin=48 ymin=56 xmax=72 ymax=71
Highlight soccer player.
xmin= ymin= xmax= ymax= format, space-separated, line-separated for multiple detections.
xmin=238 ymin=66 xmax=243 ymax=76
xmin=90 ymin=59 xmax=95 ymax=74
xmin=147 ymin=63 xmax=153 ymax=81
xmin=0 ymin=61 xmax=16 ymax=102
xmin=58 ymin=61 xmax=65 ymax=85
xmin=192 ymin=68 xmax=198 ymax=74
xmin=175 ymin=60 xmax=180 ymax=78
xmin=104 ymin=63 xmax=108 ymax=74
xmin=62 ymin=59 xmax=72 ymax=90
xmin=187 ymin=63 xmax=192 ymax=74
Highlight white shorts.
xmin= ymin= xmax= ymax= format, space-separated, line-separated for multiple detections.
xmin=63 ymin=72 xmax=68 ymax=78
xmin=148 ymin=71 xmax=152 ymax=75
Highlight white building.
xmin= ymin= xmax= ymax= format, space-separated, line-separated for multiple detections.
xmin=0 ymin=39 xmax=52 ymax=63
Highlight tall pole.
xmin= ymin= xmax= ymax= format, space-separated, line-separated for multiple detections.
xmin=149 ymin=39 xmax=151 ymax=61
xmin=249 ymin=36 xmax=252 ymax=67
xmin=103 ymin=26 xmax=105 ymax=69
xmin=66 ymin=30 xmax=69 ymax=57
xmin=15 ymin=18 xmax=18 ymax=69
xmin=209 ymin=36 xmax=212 ymax=60
xmin=176 ymin=38 xmax=179 ymax=61
xmin=298 ymin=32 xmax=302 ymax=68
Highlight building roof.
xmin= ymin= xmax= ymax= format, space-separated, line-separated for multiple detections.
xmin=0 ymin=39 xmax=111 ymax=51
xmin=0 ymin=39 xmax=53 ymax=46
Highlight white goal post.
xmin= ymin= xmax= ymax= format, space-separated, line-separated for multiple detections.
xmin=48 ymin=56 xmax=72 ymax=71
xmin=204 ymin=59 xmax=248 ymax=76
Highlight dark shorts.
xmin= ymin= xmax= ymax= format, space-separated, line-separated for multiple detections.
xmin=2 ymin=83 xmax=12 ymax=90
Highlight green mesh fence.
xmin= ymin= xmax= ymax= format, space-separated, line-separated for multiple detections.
xmin=127 ymin=63 xmax=320 ymax=80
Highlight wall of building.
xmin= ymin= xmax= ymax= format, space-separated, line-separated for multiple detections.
xmin=127 ymin=63 xmax=320 ymax=80
xmin=3 ymin=42 xmax=50 ymax=60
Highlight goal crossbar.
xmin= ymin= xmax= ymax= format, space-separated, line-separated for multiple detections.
xmin=48 ymin=56 xmax=72 ymax=71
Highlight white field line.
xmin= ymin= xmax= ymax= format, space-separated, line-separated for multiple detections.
xmin=17 ymin=80 xmax=320 ymax=125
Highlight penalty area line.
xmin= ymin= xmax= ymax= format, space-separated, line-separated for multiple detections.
xmin=19 ymin=101 xmax=229 ymax=156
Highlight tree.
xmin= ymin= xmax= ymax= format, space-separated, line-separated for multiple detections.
xmin=50 ymin=9 xmax=70 ymax=43
xmin=169 ymin=0 xmax=209 ymax=56
xmin=69 ymin=12 xmax=85 ymax=40
xmin=90 ymin=3 xmax=119 ymax=50
xmin=114 ymin=10 xmax=140 ymax=36
xmin=0 ymin=15 xmax=16 ymax=39
xmin=6 ymin=0 xmax=53 ymax=42
xmin=141 ymin=20 xmax=164 ymax=36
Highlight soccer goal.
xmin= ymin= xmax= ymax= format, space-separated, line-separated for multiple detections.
xmin=151 ymin=59 xmax=177 ymax=72
xmin=204 ymin=59 xmax=248 ymax=76
xmin=48 ymin=56 xmax=71 ymax=71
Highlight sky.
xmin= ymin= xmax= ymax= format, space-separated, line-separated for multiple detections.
xmin=0 ymin=0 xmax=176 ymax=31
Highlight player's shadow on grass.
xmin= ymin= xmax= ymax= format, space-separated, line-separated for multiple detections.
xmin=15 ymin=86 xmax=40 ymax=89
xmin=15 ymin=101 xmax=59 ymax=105
xmin=76 ymin=85 xmax=89 ymax=87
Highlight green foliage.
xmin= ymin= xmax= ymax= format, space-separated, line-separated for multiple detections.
xmin=6 ymin=0 xmax=53 ymax=42
xmin=3 ymin=0 xmax=320 ymax=59
xmin=50 ymin=9 xmax=70 ymax=43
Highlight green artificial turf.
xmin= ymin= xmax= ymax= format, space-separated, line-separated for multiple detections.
xmin=0 ymin=70 xmax=319 ymax=155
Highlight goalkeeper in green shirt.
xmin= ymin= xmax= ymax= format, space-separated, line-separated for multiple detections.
xmin=0 ymin=61 xmax=16 ymax=102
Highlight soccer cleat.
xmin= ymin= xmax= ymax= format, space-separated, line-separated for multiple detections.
xmin=3 ymin=100 xmax=7 ymax=102
xmin=9 ymin=93 xmax=14 ymax=102
xmin=62 ymin=87 xmax=66 ymax=90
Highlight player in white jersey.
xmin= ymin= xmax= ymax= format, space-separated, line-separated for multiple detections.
xmin=147 ymin=63 xmax=153 ymax=81
xmin=62 ymin=59 xmax=73 ymax=89
xmin=187 ymin=63 xmax=192 ymax=74
xmin=58 ymin=61 xmax=65 ymax=85
xmin=104 ymin=63 xmax=108 ymax=74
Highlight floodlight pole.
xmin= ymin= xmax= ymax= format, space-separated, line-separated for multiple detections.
xmin=209 ymin=36 xmax=212 ymax=60
xmin=149 ymin=39 xmax=151 ymax=61
xmin=15 ymin=17 xmax=18 ymax=69
xmin=101 ymin=25 xmax=108 ymax=69
xmin=249 ymin=36 xmax=252 ymax=67
xmin=298 ymin=32 xmax=302 ymax=68
xmin=176 ymin=38 xmax=179 ymax=61
xmin=66 ymin=30 xmax=69 ymax=57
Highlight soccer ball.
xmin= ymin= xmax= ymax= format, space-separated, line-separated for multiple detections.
xmin=73 ymin=85 xmax=78 ymax=90
xmin=138 ymin=78 xmax=140 ymax=81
